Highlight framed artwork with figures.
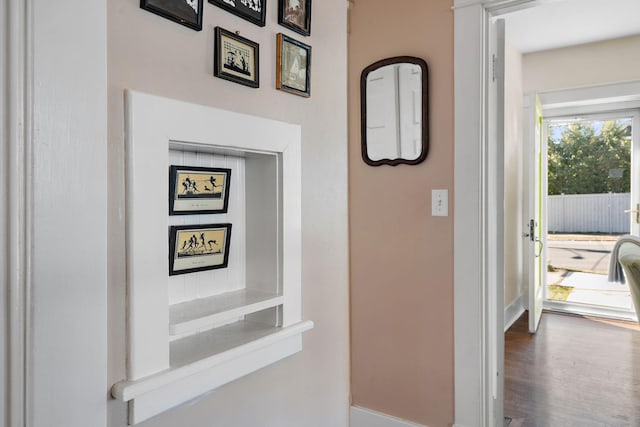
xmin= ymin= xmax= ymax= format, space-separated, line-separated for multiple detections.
xmin=210 ymin=0 xmax=266 ymax=27
xmin=169 ymin=165 xmax=232 ymax=215
xmin=214 ymin=27 xmax=260 ymax=88
xmin=169 ymin=223 xmax=232 ymax=275
xmin=140 ymin=0 xmax=203 ymax=31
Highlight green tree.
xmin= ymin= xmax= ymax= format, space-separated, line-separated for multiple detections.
xmin=547 ymin=119 xmax=631 ymax=195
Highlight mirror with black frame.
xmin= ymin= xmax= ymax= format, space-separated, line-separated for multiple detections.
xmin=360 ymin=56 xmax=428 ymax=166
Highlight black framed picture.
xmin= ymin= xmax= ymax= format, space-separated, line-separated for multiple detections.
xmin=278 ymin=0 xmax=311 ymax=36
xmin=169 ymin=165 xmax=232 ymax=215
xmin=209 ymin=0 xmax=266 ymax=27
xmin=214 ymin=27 xmax=260 ymax=88
xmin=276 ymin=33 xmax=311 ymax=98
xmin=141 ymin=0 xmax=203 ymax=31
xmin=169 ymin=223 xmax=232 ymax=276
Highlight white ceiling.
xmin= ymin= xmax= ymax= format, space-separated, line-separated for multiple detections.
xmin=505 ymin=0 xmax=640 ymax=53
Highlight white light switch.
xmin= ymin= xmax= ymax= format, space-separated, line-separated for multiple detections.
xmin=432 ymin=189 xmax=448 ymax=217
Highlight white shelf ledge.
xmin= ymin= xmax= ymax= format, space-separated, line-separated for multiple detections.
xmin=111 ymin=320 xmax=313 ymax=424
xmin=169 ymin=289 xmax=284 ymax=336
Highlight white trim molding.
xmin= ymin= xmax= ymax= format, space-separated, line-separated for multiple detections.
xmin=112 ymin=90 xmax=313 ymax=424
xmin=350 ymin=406 xmax=427 ymax=427
xmin=538 ymin=80 xmax=640 ymax=114
xmin=4 ymin=0 xmax=32 ymax=425
xmin=504 ymin=295 xmax=524 ymax=332
xmin=452 ymin=0 xmax=536 ymax=11
xmin=453 ymin=2 xmax=488 ymax=425
xmin=19 ymin=1 xmax=108 ymax=426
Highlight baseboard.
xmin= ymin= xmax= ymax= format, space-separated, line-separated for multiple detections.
xmin=350 ymin=406 xmax=426 ymax=427
xmin=504 ymin=294 xmax=524 ymax=332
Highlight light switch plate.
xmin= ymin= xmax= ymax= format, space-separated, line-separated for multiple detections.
xmin=432 ymin=189 xmax=448 ymax=217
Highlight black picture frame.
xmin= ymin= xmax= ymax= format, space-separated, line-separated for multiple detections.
xmin=209 ymin=0 xmax=266 ymax=27
xmin=278 ymin=0 xmax=311 ymax=36
xmin=169 ymin=165 xmax=232 ymax=215
xmin=276 ymin=33 xmax=311 ymax=98
xmin=214 ymin=27 xmax=260 ymax=88
xmin=141 ymin=0 xmax=203 ymax=31
xmin=169 ymin=223 xmax=232 ymax=276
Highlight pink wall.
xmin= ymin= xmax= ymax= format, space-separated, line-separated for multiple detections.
xmin=348 ymin=1 xmax=454 ymax=426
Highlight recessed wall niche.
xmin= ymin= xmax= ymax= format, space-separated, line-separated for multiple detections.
xmin=111 ymin=91 xmax=312 ymax=424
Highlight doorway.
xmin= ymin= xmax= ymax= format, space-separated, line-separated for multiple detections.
xmin=501 ymin=2 xmax=640 ymax=425
xmin=543 ymin=113 xmax=637 ymax=320
xmin=453 ymin=1 xmax=640 ymax=426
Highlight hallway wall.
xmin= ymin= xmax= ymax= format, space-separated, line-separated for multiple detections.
xmin=107 ymin=1 xmax=350 ymax=426
xmin=504 ymin=40 xmax=524 ymax=309
xmin=523 ymin=35 xmax=640 ymax=93
xmin=348 ymin=1 xmax=454 ymax=426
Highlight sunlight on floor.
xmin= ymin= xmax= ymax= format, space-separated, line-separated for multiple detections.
xmin=547 ymin=271 xmax=634 ymax=311
xmin=584 ymin=315 xmax=640 ymax=331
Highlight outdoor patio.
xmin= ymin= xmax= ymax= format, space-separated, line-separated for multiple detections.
xmin=547 ymin=234 xmax=635 ymax=312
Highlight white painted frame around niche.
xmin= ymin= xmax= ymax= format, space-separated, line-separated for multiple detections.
xmin=120 ymin=90 xmax=308 ymax=422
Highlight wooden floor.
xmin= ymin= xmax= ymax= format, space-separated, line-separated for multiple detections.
xmin=504 ymin=311 xmax=640 ymax=427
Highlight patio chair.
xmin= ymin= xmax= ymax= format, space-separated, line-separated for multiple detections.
xmin=614 ymin=239 xmax=640 ymax=321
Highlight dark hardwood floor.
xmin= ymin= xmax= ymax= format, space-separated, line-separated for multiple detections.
xmin=504 ymin=311 xmax=640 ymax=427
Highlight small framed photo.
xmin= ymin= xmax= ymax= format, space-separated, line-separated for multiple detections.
xmin=169 ymin=223 xmax=232 ymax=275
xmin=140 ymin=0 xmax=203 ymax=31
xmin=276 ymin=33 xmax=311 ymax=98
xmin=209 ymin=0 xmax=266 ymax=27
xmin=169 ymin=165 xmax=231 ymax=215
xmin=214 ymin=27 xmax=260 ymax=88
xmin=278 ymin=0 xmax=311 ymax=36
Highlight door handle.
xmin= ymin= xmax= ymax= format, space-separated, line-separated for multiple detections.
xmin=624 ymin=203 xmax=640 ymax=224
xmin=535 ymin=237 xmax=543 ymax=258
xmin=523 ymin=219 xmax=536 ymax=241
xmin=525 ymin=219 xmax=542 ymax=256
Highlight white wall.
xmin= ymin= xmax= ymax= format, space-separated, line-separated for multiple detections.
xmin=504 ymin=40 xmax=524 ymax=309
xmin=107 ymin=1 xmax=350 ymax=426
xmin=523 ymin=35 xmax=640 ymax=93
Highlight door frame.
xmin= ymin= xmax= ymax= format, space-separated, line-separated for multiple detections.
xmin=453 ymin=1 xmax=640 ymax=426
xmin=453 ymin=1 xmax=532 ymax=425
xmin=2 ymin=0 xmax=108 ymax=426
xmin=536 ymin=89 xmax=640 ymax=321
xmin=3 ymin=0 xmax=30 ymax=425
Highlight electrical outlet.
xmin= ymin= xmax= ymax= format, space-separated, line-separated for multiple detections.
xmin=432 ymin=189 xmax=448 ymax=217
